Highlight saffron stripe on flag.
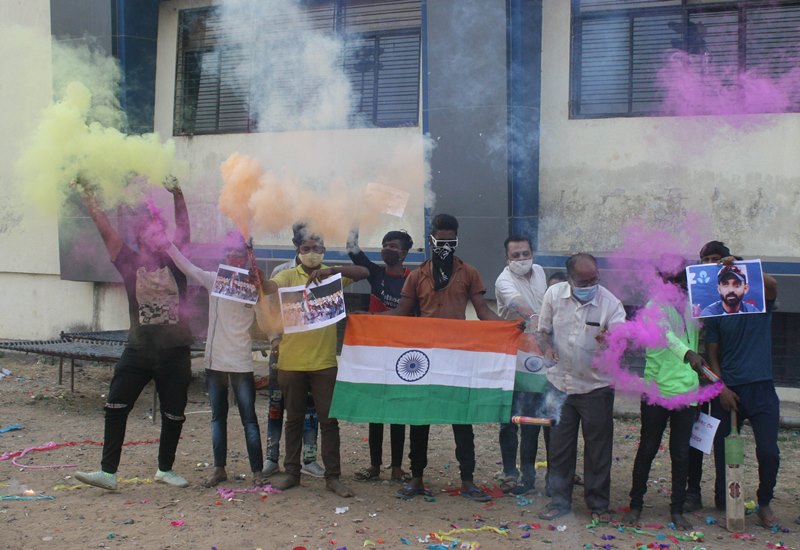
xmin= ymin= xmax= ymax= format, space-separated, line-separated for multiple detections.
xmin=343 ymin=315 xmax=520 ymax=354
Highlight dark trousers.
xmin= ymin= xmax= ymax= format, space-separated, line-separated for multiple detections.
xmin=206 ymin=369 xmax=263 ymax=472
xmin=499 ymin=390 xmax=550 ymax=483
xmin=407 ymin=424 xmax=476 ymax=481
xmin=266 ymin=357 xmax=319 ymax=464
xmin=368 ymin=423 xmax=406 ymax=468
xmin=548 ymin=386 xmax=614 ymax=512
xmin=629 ymin=402 xmax=696 ymax=513
xmin=712 ymin=381 xmax=780 ymax=508
xmin=277 ymin=367 xmax=340 ymax=479
xmin=101 ymin=346 xmax=191 ymax=473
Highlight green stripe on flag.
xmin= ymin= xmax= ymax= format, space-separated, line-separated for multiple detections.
xmin=330 ymin=381 xmax=512 ymax=425
xmin=514 ymin=372 xmax=548 ymax=393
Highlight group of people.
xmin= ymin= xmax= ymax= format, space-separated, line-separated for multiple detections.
xmin=70 ymin=180 xmax=792 ymax=528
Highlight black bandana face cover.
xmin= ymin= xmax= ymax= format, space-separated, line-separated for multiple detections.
xmin=430 ymin=235 xmax=458 ymax=290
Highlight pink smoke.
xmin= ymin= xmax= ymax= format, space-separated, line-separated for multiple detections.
xmin=659 ymin=51 xmax=800 ymax=125
xmin=592 ymin=218 xmax=723 ymax=410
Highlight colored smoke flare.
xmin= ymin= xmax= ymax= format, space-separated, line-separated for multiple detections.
xmin=701 ymin=366 xmax=720 ymax=383
xmin=511 ymin=416 xmax=553 ymax=427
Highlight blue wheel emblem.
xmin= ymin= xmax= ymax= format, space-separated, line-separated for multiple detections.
xmin=523 ymin=355 xmax=544 ymax=373
xmin=396 ymin=350 xmax=430 ymax=382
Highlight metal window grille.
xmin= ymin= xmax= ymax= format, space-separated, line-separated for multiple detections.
xmin=570 ymin=0 xmax=800 ymax=118
xmin=174 ymin=0 xmax=421 ymax=135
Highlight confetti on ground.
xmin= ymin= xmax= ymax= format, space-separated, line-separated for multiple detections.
xmin=216 ymin=484 xmax=280 ymax=500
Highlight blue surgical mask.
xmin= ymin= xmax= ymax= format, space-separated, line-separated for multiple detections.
xmin=571 ymin=284 xmax=598 ymax=302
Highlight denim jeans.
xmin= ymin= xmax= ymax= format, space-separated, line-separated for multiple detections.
xmin=499 ymin=391 xmax=550 ymax=484
xmin=266 ymin=358 xmax=319 ymax=464
xmin=207 ymin=369 xmax=263 ymax=473
xmin=101 ymin=346 xmax=191 ymax=474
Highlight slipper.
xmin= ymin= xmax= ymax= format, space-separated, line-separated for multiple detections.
xmin=395 ymin=483 xmax=431 ymax=500
xmin=591 ymin=509 xmax=615 ymax=523
xmin=353 ymin=467 xmax=380 ymax=481
xmin=499 ymin=475 xmax=517 ymax=494
xmin=755 ymin=505 xmax=780 ymax=529
xmin=539 ymin=506 xmax=571 ymax=521
xmin=391 ymin=472 xmax=412 ymax=482
xmin=461 ymin=486 xmax=492 ymax=502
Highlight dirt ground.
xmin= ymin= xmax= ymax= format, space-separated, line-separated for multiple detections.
xmin=1 ymin=352 xmax=799 ymax=550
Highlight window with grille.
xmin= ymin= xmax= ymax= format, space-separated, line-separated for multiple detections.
xmin=174 ymin=0 xmax=421 ymax=135
xmin=570 ymin=0 xmax=800 ymax=118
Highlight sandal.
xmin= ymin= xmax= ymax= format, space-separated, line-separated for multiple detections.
xmin=353 ymin=466 xmax=380 ymax=481
xmin=461 ymin=486 xmax=492 ymax=502
xmin=395 ymin=483 xmax=432 ymax=500
xmin=591 ymin=509 xmax=615 ymax=523
xmin=539 ymin=506 xmax=571 ymax=521
xmin=756 ymin=505 xmax=780 ymax=529
xmin=390 ymin=467 xmax=412 ymax=482
xmin=500 ymin=475 xmax=517 ymax=494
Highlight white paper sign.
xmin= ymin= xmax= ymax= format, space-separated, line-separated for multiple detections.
xmin=365 ymin=182 xmax=410 ymax=218
xmin=689 ymin=412 xmax=720 ymax=455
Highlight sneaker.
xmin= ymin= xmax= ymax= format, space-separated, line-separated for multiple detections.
xmin=155 ymin=469 xmax=189 ymax=488
xmin=510 ymin=478 xmax=535 ymax=496
xmin=75 ymin=470 xmax=118 ymax=491
xmin=301 ymin=461 xmax=325 ymax=478
xmin=262 ymin=459 xmax=280 ymax=477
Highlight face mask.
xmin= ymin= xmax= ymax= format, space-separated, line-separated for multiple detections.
xmin=381 ymin=248 xmax=401 ymax=266
xmin=299 ymin=252 xmax=324 ymax=268
xmin=429 ymin=235 xmax=457 ymax=260
xmin=508 ymin=259 xmax=533 ymax=276
xmin=571 ymin=284 xmax=598 ymax=302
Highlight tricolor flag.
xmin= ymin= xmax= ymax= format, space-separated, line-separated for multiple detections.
xmin=329 ymin=316 xmax=521 ymax=425
xmin=514 ymin=332 xmax=550 ymax=394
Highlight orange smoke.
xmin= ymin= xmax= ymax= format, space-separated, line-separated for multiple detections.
xmin=219 ymin=152 xmax=384 ymax=244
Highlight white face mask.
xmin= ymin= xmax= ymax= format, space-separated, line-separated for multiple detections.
xmin=508 ymin=259 xmax=533 ymax=276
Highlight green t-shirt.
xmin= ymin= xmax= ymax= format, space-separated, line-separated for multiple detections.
xmin=644 ymin=303 xmax=700 ymax=398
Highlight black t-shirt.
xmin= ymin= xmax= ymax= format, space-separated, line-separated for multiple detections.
xmin=349 ymin=250 xmax=409 ymax=312
xmin=113 ymin=245 xmax=193 ymax=349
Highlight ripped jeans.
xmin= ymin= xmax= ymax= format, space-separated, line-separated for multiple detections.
xmin=101 ymin=346 xmax=191 ymax=473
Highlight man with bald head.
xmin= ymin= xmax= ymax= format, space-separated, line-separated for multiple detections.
xmin=536 ymin=253 xmax=626 ymax=522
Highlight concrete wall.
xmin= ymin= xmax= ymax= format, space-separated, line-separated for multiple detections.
xmin=538 ymin=0 xmax=800 ymax=259
xmin=154 ymin=0 xmax=428 ymax=250
xmin=0 ymin=0 xmax=129 ymax=339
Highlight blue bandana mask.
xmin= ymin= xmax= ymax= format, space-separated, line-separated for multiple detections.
xmin=571 ymin=284 xmax=598 ymax=302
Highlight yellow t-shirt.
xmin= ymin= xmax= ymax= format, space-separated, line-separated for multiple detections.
xmin=271 ymin=264 xmax=352 ymax=372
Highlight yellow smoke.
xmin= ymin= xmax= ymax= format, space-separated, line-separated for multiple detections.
xmin=14 ymin=38 xmax=180 ymax=213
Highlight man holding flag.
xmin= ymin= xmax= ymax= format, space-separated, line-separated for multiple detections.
xmin=379 ymin=213 xmax=508 ymax=502
xmin=494 ymin=235 xmax=549 ymax=496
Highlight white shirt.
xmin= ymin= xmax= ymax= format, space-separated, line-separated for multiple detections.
xmin=537 ymin=281 xmax=626 ymax=395
xmin=494 ymin=263 xmax=547 ymax=320
xmin=166 ymin=245 xmax=256 ymax=373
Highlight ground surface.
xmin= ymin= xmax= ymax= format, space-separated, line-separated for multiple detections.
xmin=0 ymin=353 xmax=799 ymax=550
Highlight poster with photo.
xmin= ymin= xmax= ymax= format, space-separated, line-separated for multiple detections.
xmin=278 ymin=273 xmax=347 ymax=334
xmin=211 ymin=264 xmax=258 ymax=305
xmin=686 ymin=259 xmax=765 ymax=318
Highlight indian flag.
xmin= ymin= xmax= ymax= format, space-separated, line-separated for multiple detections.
xmin=329 ymin=316 xmax=521 ymax=425
xmin=515 ymin=332 xmax=549 ymax=394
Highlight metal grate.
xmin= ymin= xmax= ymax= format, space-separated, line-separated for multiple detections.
xmin=571 ymin=0 xmax=800 ymax=117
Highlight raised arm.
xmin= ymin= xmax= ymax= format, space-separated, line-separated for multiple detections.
xmin=165 ymin=177 xmax=190 ymax=250
xmin=74 ymin=182 xmax=123 ymax=262
xmin=764 ymin=273 xmax=778 ymax=301
xmin=164 ymin=244 xmax=215 ymax=290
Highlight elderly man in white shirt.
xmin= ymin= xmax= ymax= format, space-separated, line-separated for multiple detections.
xmin=536 ymin=253 xmax=626 ymax=522
xmin=494 ymin=235 xmax=549 ymax=495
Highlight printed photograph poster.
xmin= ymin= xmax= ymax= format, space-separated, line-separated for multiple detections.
xmin=686 ymin=259 xmax=765 ymax=319
xmin=278 ymin=273 xmax=347 ymax=334
xmin=211 ymin=264 xmax=258 ymax=305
